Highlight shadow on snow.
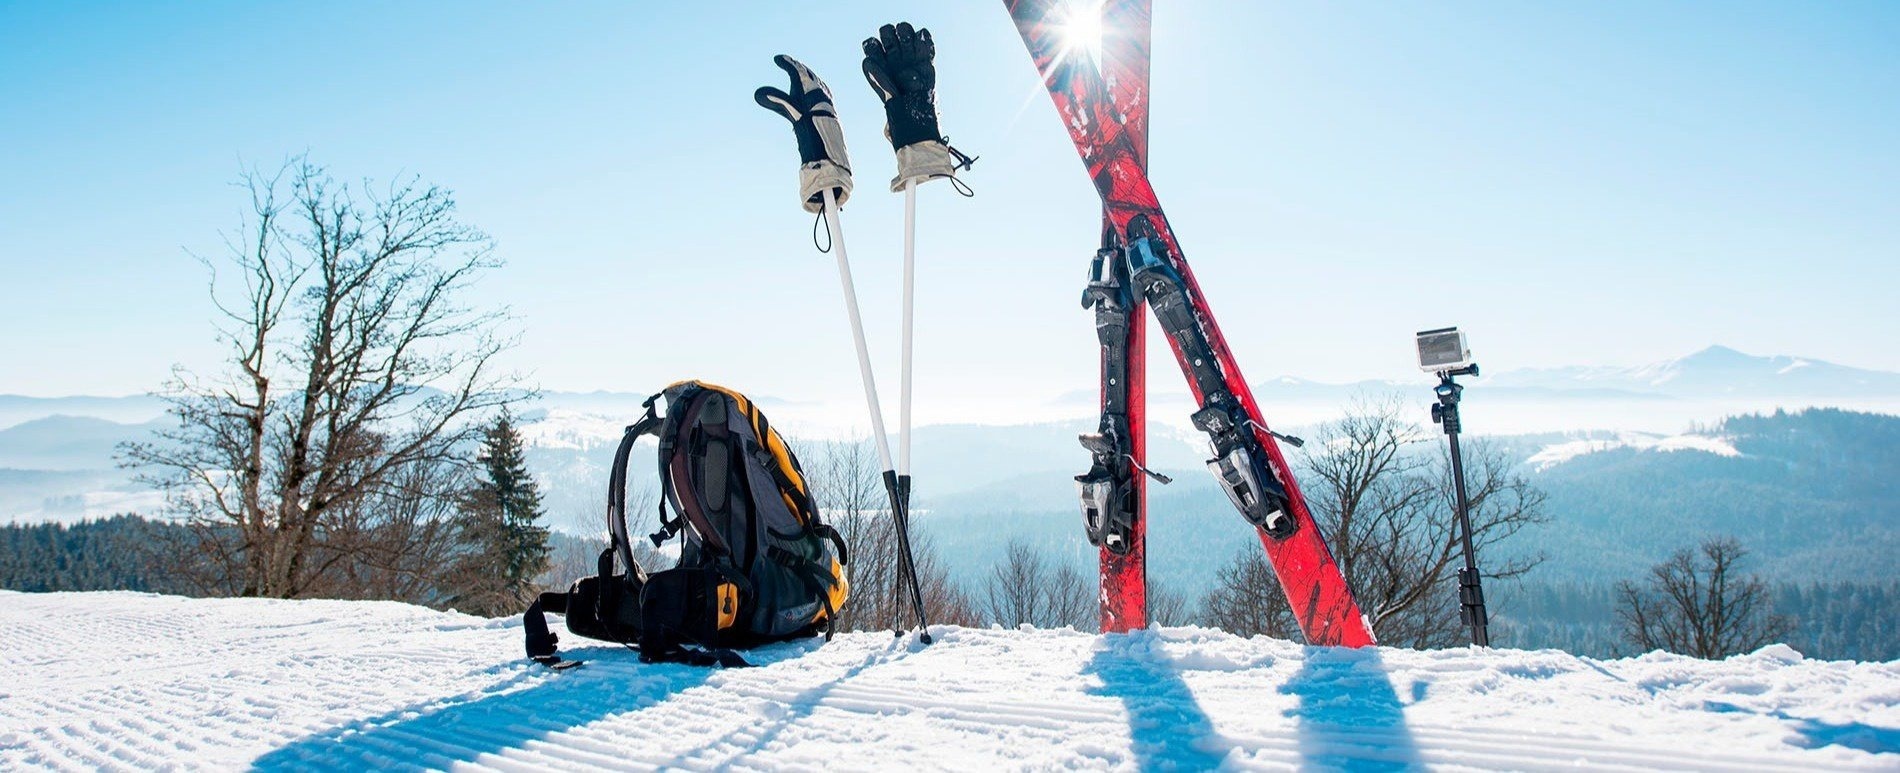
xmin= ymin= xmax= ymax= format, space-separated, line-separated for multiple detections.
xmin=1087 ymin=634 xmax=1423 ymax=769
xmin=1086 ymin=638 xmax=1229 ymax=769
xmin=1705 ymin=700 xmax=1900 ymax=756
xmin=250 ymin=644 xmax=719 ymax=771
xmin=1280 ymin=646 xmax=1423 ymax=770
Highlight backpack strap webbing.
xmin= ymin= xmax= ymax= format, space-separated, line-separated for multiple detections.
xmin=526 ymin=393 xmax=664 ymax=669
xmin=523 ymin=596 xmax=562 ymax=664
xmin=766 ymin=544 xmax=843 ymax=640
xmin=640 ymin=643 xmax=752 ymax=668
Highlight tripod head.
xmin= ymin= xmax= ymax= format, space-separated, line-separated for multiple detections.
xmin=1430 ymin=363 xmax=1478 ymax=430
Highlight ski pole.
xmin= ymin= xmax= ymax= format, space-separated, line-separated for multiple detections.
xmin=820 ymin=188 xmax=934 ymax=643
xmin=863 ymin=19 xmax=973 ymax=539
xmin=756 ymin=54 xmax=932 ymax=641
xmin=859 ymin=22 xmax=973 ymax=644
xmin=898 ymin=179 xmax=916 ymax=486
xmin=821 ymin=188 xmax=894 ymax=476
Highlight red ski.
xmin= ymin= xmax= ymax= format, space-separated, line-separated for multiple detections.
xmin=1007 ymin=0 xmax=1375 ymax=646
xmin=1093 ymin=0 xmax=1152 ymax=633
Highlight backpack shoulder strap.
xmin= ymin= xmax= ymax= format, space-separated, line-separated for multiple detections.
xmin=608 ymin=393 xmax=666 ymax=578
xmin=525 ymin=392 xmax=664 ymax=670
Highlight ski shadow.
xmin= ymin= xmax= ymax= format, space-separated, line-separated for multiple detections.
xmin=1704 ymin=701 xmax=1900 ymax=756
xmin=250 ymin=645 xmax=715 ymax=771
xmin=1086 ymin=636 xmax=1229 ymax=769
xmin=1786 ymin=717 xmax=1900 ymax=755
xmin=1280 ymin=646 xmax=1423 ymax=770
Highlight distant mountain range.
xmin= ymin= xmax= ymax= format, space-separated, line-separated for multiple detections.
xmin=0 ymin=415 xmax=167 ymax=471
xmin=10 ymin=345 xmax=1898 ymax=434
xmin=3 ymin=345 xmax=1898 ymax=531
xmin=1482 ymin=345 xmax=1900 ymax=398
xmin=0 ymin=395 xmax=167 ymax=432
xmin=1038 ymin=345 xmax=1900 ymax=411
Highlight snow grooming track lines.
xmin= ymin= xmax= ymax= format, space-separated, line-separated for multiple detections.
xmin=1004 ymin=0 xmax=1373 ymax=646
xmin=3 ymin=592 xmax=1897 ymax=771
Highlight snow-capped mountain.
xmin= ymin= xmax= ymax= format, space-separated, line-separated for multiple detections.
xmin=1484 ymin=345 xmax=1900 ymax=398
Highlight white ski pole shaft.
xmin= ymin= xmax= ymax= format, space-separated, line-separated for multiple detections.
xmin=822 ymin=187 xmax=896 ymax=475
xmin=899 ymin=180 xmax=917 ymax=478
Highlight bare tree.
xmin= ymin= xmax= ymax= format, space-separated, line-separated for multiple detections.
xmin=122 ymin=158 xmax=524 ymax=601
xmin=1617 ymin=537 xmax=1793 ymax=658
xmin=907 ymin=527 xmax=984 ymax=628
xmin=1197 ymin=546 xmax=1299 ymax=639
xmin=981 ymin=538 xmax=1093 ymax=629
xmin=1299 ymin=397 xmax=1548 ymax=647
xmin=985 ymin=539 xmax=1047 ymax=627
xmin=804 ymin=438 xmax=978 ymax=631
xmin=1045 ymin=560 xmax=1096 ymax=629
xmin=806 ymin=439 xmax=898 ymax=631
xmin=1147 ymin=577 xmax=1194 ymax=627
xmin=321 ymin=458 xmax=469 ymax=603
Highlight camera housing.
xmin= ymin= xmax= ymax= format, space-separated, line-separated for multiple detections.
xmin=1416 ymin=327 xmax=1473 ymax=373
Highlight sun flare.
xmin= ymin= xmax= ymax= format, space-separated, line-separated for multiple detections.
xmin=1054 ymin=0 xmax=1107 ymax=69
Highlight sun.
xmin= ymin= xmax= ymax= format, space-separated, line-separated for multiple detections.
xmin=1054 ymin=0 xmax=1107 ymax=70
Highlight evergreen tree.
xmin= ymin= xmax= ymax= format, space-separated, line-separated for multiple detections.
xmin=448 ymin=412 xmax=551 ymax=616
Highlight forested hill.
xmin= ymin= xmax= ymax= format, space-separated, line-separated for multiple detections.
xmin=1528 ymin=408 xmax=1899 ymax=583
xmin=0 ymin=515 xmax=196 ymax=595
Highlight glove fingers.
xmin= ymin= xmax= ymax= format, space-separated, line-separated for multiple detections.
xmin=862 ymin=58 xmax=897 ymax=101
xmin=775 ymin=54 xmax=828 ymax=94
xmin=896 ymin=22 xmax=918 ymax=62
xmin=879 ymin=24 xmax=900 ymax=55
xmin=754 ymin=86 xmax=801 ymax=122
xmin=917 ymin=27 xmax=934 ymax=62
xmin=772 ymin=54 xmax=803 ymax=91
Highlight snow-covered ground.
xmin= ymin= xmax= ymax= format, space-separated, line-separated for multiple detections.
xmin=2 ymin=592 xmax=1895 ymax=771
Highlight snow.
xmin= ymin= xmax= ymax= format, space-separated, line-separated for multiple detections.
xmin=1528 ymin=431 xmax=1742 ymax=471
xmin=6 ymin=488 xmax=168 ymax=526
xmin=517 ymin=409 xmax=628 ymax=451
xmin=1653 ymin=434 xmax=1742 ymax=456
xmin=1 ymin=592 xmax=1895 ymax=771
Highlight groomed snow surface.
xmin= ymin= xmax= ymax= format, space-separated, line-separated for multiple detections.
xmin=2 ymin=592 xmax=1895 ymax=771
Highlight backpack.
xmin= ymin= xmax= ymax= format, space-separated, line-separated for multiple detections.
xmin=523 ymin=380 xmax=850 ymax=668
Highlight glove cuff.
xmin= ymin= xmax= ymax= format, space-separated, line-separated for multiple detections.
xmin=891 ymin=141 xmax=957 ymax=191
xmin=801 ymin=160 xmax=853 ymax=213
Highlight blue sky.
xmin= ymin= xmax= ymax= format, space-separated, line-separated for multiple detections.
xmin=2 ymin=1 xmax=1896 ymax=416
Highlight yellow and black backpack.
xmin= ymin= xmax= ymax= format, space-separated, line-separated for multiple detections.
xmin=524 ymin=381 xmax=849 ymax=668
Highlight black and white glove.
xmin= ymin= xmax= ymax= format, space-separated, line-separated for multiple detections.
xmin=756 ymin=55 xmax=853 ymax=213
xmin=862 ymin=22 xmax=960 ymax=192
